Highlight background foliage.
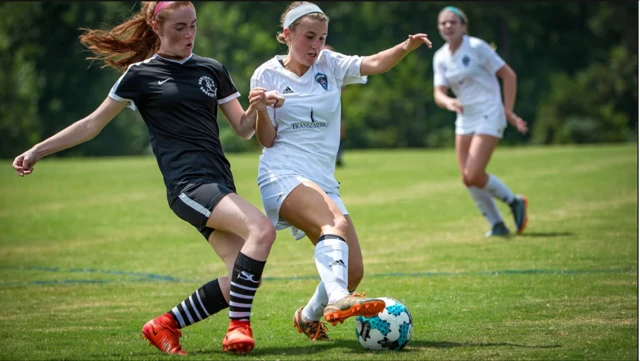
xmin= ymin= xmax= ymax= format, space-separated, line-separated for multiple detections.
xmin=0 ymin=1 xmax=637 ymax=158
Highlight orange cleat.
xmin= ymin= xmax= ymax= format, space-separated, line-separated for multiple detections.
xmin=323 ymin=292 xmax=386 ymax=326
xmin=222 ymin=320 xmax=255 ymax=354
xmin=142 ymin=313 xmax=187 ymax=356
xmin=293 ymin=307 xmax=329 ymax=341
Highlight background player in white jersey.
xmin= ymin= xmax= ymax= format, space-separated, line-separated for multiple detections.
xmin=250 ymin=1 xmax=432 ymax=341
xmin=433 ymin=6 xmax=529 ymax=238
xmin=11 ymin=1 xmax=285 ymax=356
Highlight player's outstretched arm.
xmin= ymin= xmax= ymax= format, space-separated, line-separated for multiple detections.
xmin=12 ymin=97 xmax=127 ymax=177
xmin=360 ymin=33 xmax=433 ymax=76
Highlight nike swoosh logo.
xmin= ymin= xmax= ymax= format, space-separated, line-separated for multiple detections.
xmin=151 ymin=325 xmax=158 ymax=336
xmin=158 ymin=78 xmax=172 ymax=85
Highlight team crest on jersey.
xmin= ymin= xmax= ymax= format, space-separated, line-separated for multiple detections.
xmin=199 ymin=76 xmax=217 ymax=98
xmin=315 ymin=73 xmax=328 ymax=91
xmin=462 ymin=55 xmax=470 ymax=67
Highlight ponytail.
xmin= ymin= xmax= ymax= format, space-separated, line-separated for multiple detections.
xmin=79 ymin=1 xmax=193 ymax=72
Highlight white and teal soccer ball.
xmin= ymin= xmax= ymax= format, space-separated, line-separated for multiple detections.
xmin=355 ymin=297 xmax=413 ymax=351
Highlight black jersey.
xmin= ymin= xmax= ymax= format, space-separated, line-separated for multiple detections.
xmin=109 ymin=54 xmax=240 ymax=203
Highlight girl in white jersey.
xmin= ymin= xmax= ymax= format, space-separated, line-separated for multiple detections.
xmin=250 ymin=1 xmax=432 ymax=341
xmin=433 ymin=6 xmax=529 ymax=237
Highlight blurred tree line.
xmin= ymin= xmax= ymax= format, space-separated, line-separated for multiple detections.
xmin=0 ymin=1 xmax=637 ymax=158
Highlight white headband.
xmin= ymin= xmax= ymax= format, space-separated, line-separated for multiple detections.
xmin=283 ymin=3 xmax=324 ymax=29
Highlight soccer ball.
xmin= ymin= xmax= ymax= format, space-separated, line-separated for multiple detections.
xmin=355 ymin=297 xmax=413 ymax=351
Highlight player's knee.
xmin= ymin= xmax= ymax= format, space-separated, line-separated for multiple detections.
xmin=249 ymin=217 xmax=276 ymax=248
xmin=460 ymin=173 xmax=470 ymax=187
xmin=333 ymin=214 xmax=349 ymax=237
xmin=462 ymin=170 xmax=483 ymax=187
xmin=258 ymin=224 xmax=277 ymax=247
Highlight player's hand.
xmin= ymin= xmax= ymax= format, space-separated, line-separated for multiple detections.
xmin=446 ymin=98 xmax=463 ymax=114
xmin=12 ymin=148 xmax=39 ymax=177
xmin=249 ymin=87 xmax=269 ymax=111
xmin=403 ymin=33 xmax=432 ymax=51
xmin=265 ymin=91 xmax=285 ymax=108
xmin=508 ymin=114 xmax=528 ymax=134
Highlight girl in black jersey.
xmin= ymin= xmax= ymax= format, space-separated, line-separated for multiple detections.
xmin=11 ymin=1 xmax=283 ymax=356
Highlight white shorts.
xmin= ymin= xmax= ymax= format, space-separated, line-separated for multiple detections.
xmin=258 ymin=173 xmax=348 ymax=241
xmin=455 ymin=103 xmax=507 ymax=138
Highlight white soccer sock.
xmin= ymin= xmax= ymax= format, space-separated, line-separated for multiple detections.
xmin=483 ymin=174 xmax=515 ymax=204
xmin=302 ymin=281 xmax=328 ymax=321
xmin=314 ymin=236 xmax=350 ymax=305
xmin=467 ymin=186 xmax=504 ymax=225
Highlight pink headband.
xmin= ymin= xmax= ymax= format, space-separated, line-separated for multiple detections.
xmin=153 ymin=1 xmax=174 ymax=20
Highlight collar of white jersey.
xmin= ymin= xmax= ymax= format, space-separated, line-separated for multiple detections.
xmin=273 ymin=51 xmax=328 ymax=68
xmin=273 ymin=55 xmax=319 ymax=79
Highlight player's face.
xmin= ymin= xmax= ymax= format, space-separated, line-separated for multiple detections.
xmin=438 ymin=11 xmax=465 ymax=42
xmin=289 ymin=19 xmax=328 ymax=67
xmin=157 ymin=5 xmax=197 ymax=58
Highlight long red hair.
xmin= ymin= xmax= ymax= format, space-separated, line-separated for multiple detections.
xmin=79 ymin=1 xmax=194 ymax=72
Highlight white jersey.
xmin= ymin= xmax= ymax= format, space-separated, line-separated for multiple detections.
xmin=433 ymin=35 xmax=505 ymax=116
xmin=250 ymin=49 xmax=367 ymax=192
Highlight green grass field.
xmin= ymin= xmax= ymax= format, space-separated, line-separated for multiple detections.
xmin=0 ymin=144 xmax=637 ymax=360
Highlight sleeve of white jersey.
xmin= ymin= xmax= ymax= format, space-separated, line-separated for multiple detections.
xmin=433 ymin=53 xmax=449 ymax=87
xmin=477 ymin=39 xmax=506 ymax=74
xmin=250 ymin=69 xmax=276 ymax=127
xmin=325 ymin=50 xmax=368 ymax=87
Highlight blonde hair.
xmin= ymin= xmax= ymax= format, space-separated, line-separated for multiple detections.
xmin=276 ymin=1 xmax=329 ymax=45
xmin=79 ymin=1 xmax=194 ymax=72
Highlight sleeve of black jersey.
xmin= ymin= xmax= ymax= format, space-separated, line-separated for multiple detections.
xmin=108 ymin=66 xmax=141 ymax=111
xmin=216 ymin=63 xmax=241 ymax=104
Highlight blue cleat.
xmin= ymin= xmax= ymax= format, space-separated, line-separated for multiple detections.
xmin=485 ymin=221 xmax=511 ymax=237
xmin=509 ymin=195 xmax=528 ymax=234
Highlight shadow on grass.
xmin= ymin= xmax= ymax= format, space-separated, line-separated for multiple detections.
xmin=406 ymin=340 xmax=562 ymax=349
xmin=178 ymin=339 xmax=561 ymax=358
xmin=186 ymin=342 xmax=343 ymax=357
xmin=519 ymin=232 xmax=575 ymax=238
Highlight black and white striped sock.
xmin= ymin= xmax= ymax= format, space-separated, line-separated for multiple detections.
xmin=229 ymin=252 xmax=266 ymax=322
xmin=169 ymin=278 xmax=229 ymax=328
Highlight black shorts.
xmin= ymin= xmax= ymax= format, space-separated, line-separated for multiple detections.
xmin=170 ymin=182 xmax=235 ymax=240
